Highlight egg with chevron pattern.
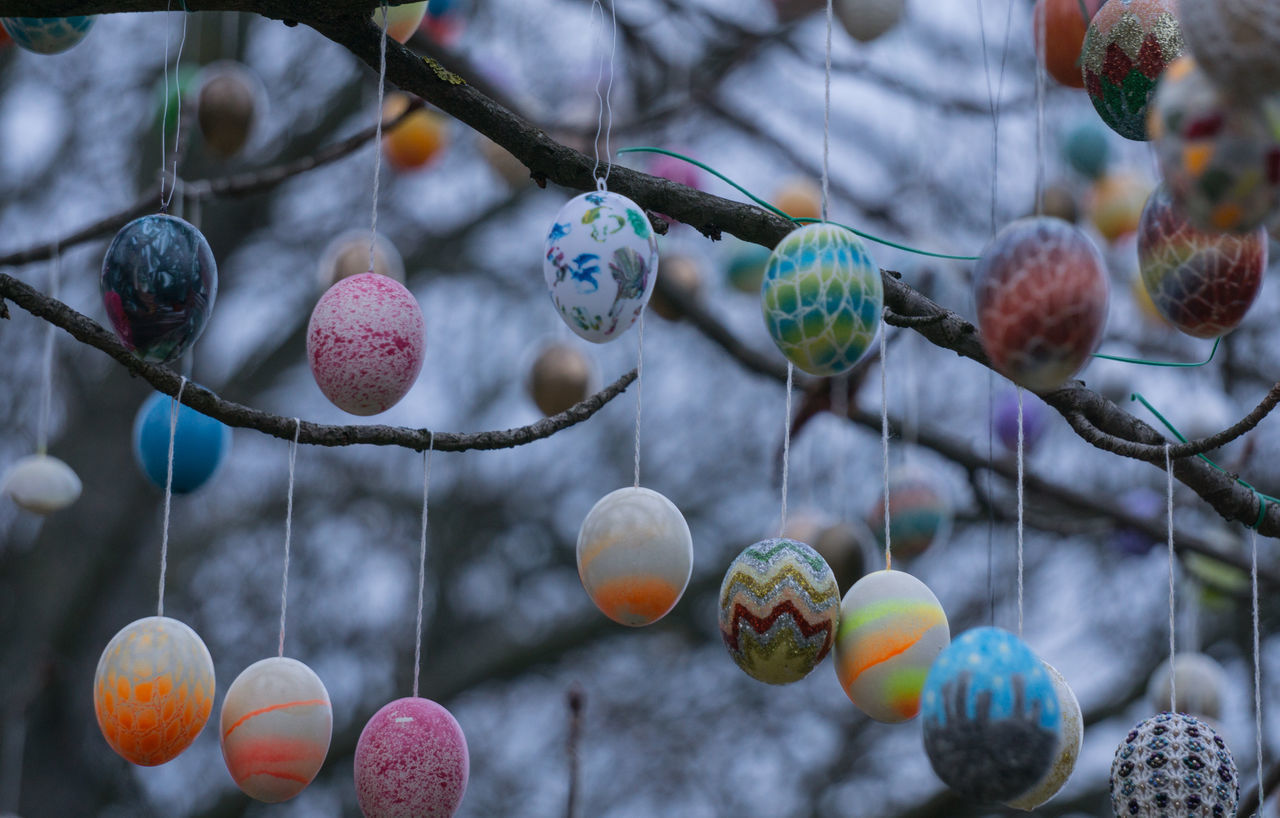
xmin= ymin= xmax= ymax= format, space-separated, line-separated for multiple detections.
xmin=718 ymin=538 xmax=841 ymax=685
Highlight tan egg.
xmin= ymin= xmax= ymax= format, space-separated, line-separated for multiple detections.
xmin=478 ymin=136 xmax=529 ymax=188
xmin=1039 ymin=184 xmax=1080 ymax=224
xmin=529 ymin=343 xmax=594 ymax=417
xmin=812 ymin=520 xmax=870 ymax=591
xmin=773 ymin=178 xmax=823 ymax=221
xmin=649 ymin=254 xmax=702 ymax=321
xmin=316 ymin=230 xmax=405 ymax=290
xmin=382 ymin=93 xmax=448 ymax=171
xmin=197 ymin=61 xmax=259 ymax=159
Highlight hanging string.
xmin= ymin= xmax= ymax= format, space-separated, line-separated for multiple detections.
xmin=1016 ymin=387 xmax=1025 ymax=636
xmin=369 ymin=0 xmax=389 ymax=273
xmin=880 ymin=321 xmax=891 ymax=570
xmin=159 ymin=0 xmax=190 ymax=212
xmin=277 ymin=419 xmax=300 ymax=658
xmin=589 ymin=0 xmax=619 ymax=189
xmin=633 ymin=309 xmax=645 ymax=489
xmin=821 ymin=0 xmax=833 ymax=222
xmin=1165 ymin=442 xmax=1177 ymax=712
xmin=986 ymin=371 xmax=995 ymax=627
xmin=975 ymin=0 xmax=1015 ymax=234
xmin=779 ymin=363 xmax=794 ymax=537
xmin=1251 ymin=527 xmax=1265 ymax=810
xmin=157 ymin=377 xmax=188 ymax=618
xmin=1034 ymin=0 xmax=1047 ymax=214
xmin=412 ymin=434 xmax=435 ymax=699
xmin=35 ymin=243 xmax=59 ymax=457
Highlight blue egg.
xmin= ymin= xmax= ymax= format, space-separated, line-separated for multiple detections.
xmin=132 ymin=392 xmax=231 ymax=494
xmin=920 ymin=627 xmax=1061 ymax=803
xmin=1 ymin=16 xmax=94 ymax=54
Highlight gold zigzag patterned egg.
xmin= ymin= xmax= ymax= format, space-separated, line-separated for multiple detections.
xmin=718 ymin=538 xmax=841 ymax=685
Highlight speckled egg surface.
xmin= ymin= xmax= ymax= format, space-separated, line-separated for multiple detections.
xmin=354 ymin=697 xmax=468 ymax=818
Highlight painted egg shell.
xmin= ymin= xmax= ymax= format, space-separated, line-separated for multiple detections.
xmin=921 ymin=627 xmax=1061 ymax=802
xmin=372 ymin=1 xmax=427 ymax=43
xmin=1146 ymin=652 xmax=1226 ymax=721
xmin=1040 ymin=184 xmax=1080 ymax=225
xmin=866 ymin=467 xmax=953 ymax=559
xmin=772 ymin=178 xmax=822 ymax=221
xmin=317 ymin=229 xmax=405 ymax=290
xmin=834 ymin=0 xmax=905 ymax=43
xmin=1063 ymin=120 xmax=1111 ymax=180
xmin=1005 ymin=663 xmax=1082 ymax=810
xmin=649 ymin=253 xmax=702 ymax=321
xmin=974 ymin=217 xmax=1109 ymax=392
xmin=1180 ymin=0 xmax=1280 ymax=102
xmin=1033 ymin=0 xmax=1104 ymax=89
xmin=543 ymin=191 xmax=658 ymax=343
xmin=726 ymin=240 xmax=771 ymax=294
xmin=1089 ymin=172 xmax=1149 ymax=242
xmin=1 ymin=454 xmax=81 ymax=514
xmin=383 ymin=93 xmax=449 ymax=172
xmin=761 ymin=223 xmax=882 ymax=377
xmin=577 ymin=487 xmax=692 ymax=626
xmin=718 ymin=538 xmax=841 ymax=685
xmin=133 ymin=392 xmax=232 ymax=494
xmin=101 ymin=214 xmax=218 ymax=364
xmin=994 ymin=390 xmax=1050 ymax=455
xmin=1110 ymin=712 xmax=1238 ymax=817
xmin=196 ymin=61 xmax=261 ymax=159
xmin=648 ymin=152 xmax=702 ymax=192
xmin=812 ymin=521 xmax=870 ymax=593
xmin=0 ymin=16 xmax=93 ymax=54
xmin=1137 ymin=183 xmax=1266 ymax=338
xmin=528 ymin=342 xmax=594 ymax=417
xmin=220 ymin=657 xmax=332 ymax=803
xmin=94 ymin=616 xmax=216 ymax=766
xmin=307 ymin=273 xmax=425 ymax=416
xmin=1081 ymin=0 xmax=1184 ymax=141
xmin=354 ymin=697 xmax=468 ymax=818
xmin=834 ymin=569 xmax=949 ymax=723
xmin=1150 ymin=56 xmax=1280 ymax=234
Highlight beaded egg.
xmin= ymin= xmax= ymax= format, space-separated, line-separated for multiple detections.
xmin=528 ymin=342 xmax=594 ymax=416
xmin=94 ymin=616 xmax=216 ymax=766
xmin=220 ymin=657 xmax=332 ymax=803
xmin=372 ymin=1 xmax=427 ymax=43
xmin=994 ymin=390 xmax=1050 ymax=455
xmin=1137 ymin=183 xmax=1266 ymax=338
xmin=1064 ymin=120 xmax=1111 ymax=180
xmin=1081 ymin=0 xmax=1184 ymax=141
xmin=543 ymin=191 xmax=658 ymax=343
xmin=1180 ymin=0 xmax=1280 ymax=102
xmin=1005 ymin=663 xmax=1083 ymax=810
xmin=1 ymin=454 xmax=81 ymax=514
xmin=973 ymin=217 xmax=1109 ymax=392
xmin=921 ymin=627 xmax=1061 ymax=802
xmin=316 ymin=230 xmax=405 ymax=290
xmin=833 ymin=0 xmax=905 ymax=43
xmin=1109 ymin=712 xmax=1238 ymax=817
xmin=101 ymin=214 xmax=218 ymax=364
xmin=866 ymin=466 xmax=953 ymax=559
xmin=833 ymin=569 xmax=949 ymax=722
xmin=1033 ymin=0 xmax=1104 ymax=88
xmin=133 ymin=392 xmax=232 ymax=494
xmin=307 ymin=273 xmax=425 ymax=416
xmin=354 ymin=697 xmax=469 ymax=818
xmin=761 ymin=223 xmax=882 ymax=377
xmin=1146 ymin=653 xmax=1226 ymax=721
xmin=1149 ymin=56 xmax=1280 ymax=235
xmin=719 ymin=538 xmax=841 ymax=685
xmin=196 ymin=61 xmax=260 ymax=159
xmin=577 ymin=487 xmax=693 ymax=627
xmin=0 ymin=16 xmax=93 ymax=54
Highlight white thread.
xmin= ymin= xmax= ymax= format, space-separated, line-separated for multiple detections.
xmin=986 ymin=371 xmax=995 ymax=626
xmin=1251 ymin=528 xmax=1265 ymax=810
xmin=157 ymin=377 xmax=188 ymax=618
xmin=880 ymin=319 xmax=891 ymax=569
xmin=821 ymin=0 xmax=833 ymax=222
xmin=412 ymin=434 xmax=435 ymax=699
xmin=589 ymin=0 xmax=619 ymax=188
xmin=780 ymin=362 xmax=794 ymax=537
xmin=1166 ymin=442 xmax=1177 ymax=712
xmin=975 ymin=0 xmax=1016 ymax=235
xmin=1034 ymin=0 xmax=1047 ymax=216
xmin=633 ymin=308 xmax=645 ymax=489
xmin=1017 ymin=387 xmax=1024 ymax=637
xmin=36 ymin=244 xmax=59 ymax=456
xmin=277 ymin=419 xmax=300 ymax=658
xmin=370 ymin=1 xmax=390 ymax=273
xmin=159 ymin=2 xmax=189 ymax=211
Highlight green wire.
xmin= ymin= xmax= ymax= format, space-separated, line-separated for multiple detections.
xmin=617 ymin=147 xmax=981 ymax=261
xmin=1093 ymin=338 xmax=1221 ymax=368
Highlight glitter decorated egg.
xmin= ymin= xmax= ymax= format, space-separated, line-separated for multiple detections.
xmin=1090 ymin=172 xmax=1150 ymax=242
xmin=577 ymin=487 xmax=693 ymax=627
xmin=383 ymin=93 xmax=449 ymax=172
xmin=543 ymin=191 xmax=658 ymax=343
xmin=196 ymin=61 xmax=260 ymax=159
xmin=1 ymin=454 xmax=81 ymax=514
xmin=726 ymin=240 xmax=771 ymax=294
xmin=1150 ymin=56 xmax=1280 ymax=235
xmin=94 ymin=616 xmax=216 ymax=766
xmin=372 ymin=1 xmax=427 ymax=43
xmin=1033 ymin=0 xmax=1104 ymax=88
xmin=133 ymin=392 xmax=232 ymax=494
xmin=1137 ymin=183 xmax=1266 ymax=338
xmin=317 ymin=230 xmax=405 ymax=289
xmin=101 ymin=214 xmax=218 ymax=364
xmin=354 ymin=697 xmax=468 ymax=818
xmin=307 ymin=273 xmax=425 ymax=415
xmin=220 ymin=657 xmax=332 ymax=803
xmin=1064 ymin=121 xmax=1111 ymax=180
xmin=649 ymin=254 xmax=702 ymax=321
xmin=973 ymin=217 xmax=1109 ymax=392
xmin=1081 ymin=0 xmax=1184 ymax=141
xmin=1005 ymin=663 xmax=1083 ymax=810
xmin=761 ymin=223 xmax=882 ymax=377
xmin=1109 ymin=712 xmax=1238 ymax=817
xmin=833 ymin=0 xmax=905 ymax=43
xmin=834 ymin=569 xmax=949 ymax=722
xmin=921 ymin=627 xmax=1061 ymax=802
xmin=772 ymin=178 xmax=822 ymax=220
xmin=1146 ymin=653 xmax=1226 ymax=721
xmin=0 ymin=16 xmax=93 ymax=54
xmin=1180 ymin=0 xmax=1280 ymax=102
xmin=994 ymin=390 xmax=1050 ymax=455
xmin=718 ymin=538 xmax=841 ymax=685
xmin=866 ymin=466 xmax=953 ymax=559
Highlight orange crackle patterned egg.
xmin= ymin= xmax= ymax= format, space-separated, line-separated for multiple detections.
xmin=94 ymin=616 xmax=215 ymax=766
xmin=220 ymin=657 xmax=332 ymax=803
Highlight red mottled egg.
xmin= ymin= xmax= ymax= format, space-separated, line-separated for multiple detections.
xmin=307 ymin=273 xmax=425 ymax=416
xmin=1033 ymin=0 xmax=1104 ymax=89
xmin=1180 ymin=0 xmax=1280 ymax=102
xmin=974 ymin=217 xmax=1110 ymax=392
xmin=354 ymin=697 xmax=468 ymax=818
xmin=1081 ymin=0 xmax=1184 ymax=141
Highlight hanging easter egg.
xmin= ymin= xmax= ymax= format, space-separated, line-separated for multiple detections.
xmin=1005 ymin=663 xmax=1083 ymax=810
xmin=196 ymin=61 xmax=261 ymax=159
xmin=382 ymin=93 xmax=449 ymax=172
xmin=649 ymin=254 xmax=702 ymax=321
xmin=1081 ymin=0 xmax=1184 ymax=141
xmin=718 ymin=538 xmax=841 ymax=685
xmin=1146 ymin=652 xmax=1226 ymax=721
xmin=1033 ymin=0 xmax=1104 ymax=89
xmin=94 ymin=616 xmax=215 ymax=766
xmin=307 ymin=273 xmax=425 ymax=416
xmin=0 ymin=21 xmax=10 ymax=47
xmin=0 ymin=16 xmax=93 ymax=54
xmin=812 ymin=521 xmax=869 ymax=592
xmin=773 ymin=178 xmax=822 ymax=220
xmin=1039 ymin=184 xmax=1080 ymax=224
xmin=354 ymin=697 xmax=469 ymax=818
xmin=1089 ymin=172 xmax=1149 ymax=242
xmin=866 ymin=466 xmax=952 ymax=559
xmin=1137 ymin=184 xmax=1266 ymax=338
xmin=1150 ymin=56 xmax=1280 ymax=235
xmin=993 ymin=390 xmax=1050 ymax=455
xmin=133 ymin=392 xmax=232 ymax=494
xmin=921 ymin=627 xmax=1061 ymax=802
xmin=1063 ymin=120 xmax=1111 ymax=180
xmin=220 ymin=657 xmax=332 ymax=803
xmin=762 ymin=223 xmax=882 ymax=376
xmin=372 ymin=1 xmax=427 ymax=43
xmin=428 ymin=0 xmax=467 ymax=16
xmin=316 ymin=229 xmax=406 ymax=290
xmin=833 ymin=0 xmax=905 ymax=43
xmin=649 ymin=152 xmax=702 ymax=192
xmin=478 ymin=136 xmax=528 ymax=188
xmin=726 ymin=240 xmax=771 ymax=294
xmin=1110 ymin=487 xmax=1163 ymax=555
xmin=834 ymin=569 xmax=949 ymax=722
xmin=577 ymin=487 xmax=693 ymax=626
xmin=101 ymin=214 xmax=218 ymax=364
xmin=543 ymin=191 xmax=658 ymax=343
xmin=528 ymin=342 xmax=593 ymax=416
xmin=1 ymin=454 xmax=81 ymax=514
xmin=1110 ymin=712 xmax=1238 ymax=817
xmin=1180 ymin=0 xmax=1280 ymax=103
xmin=974 ymin=217 xmax=1109 ymax=392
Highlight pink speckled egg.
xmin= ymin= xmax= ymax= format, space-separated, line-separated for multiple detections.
xmin=354 ymin=697 xmax=468 ymax=818
xmin=307 ymin=273 xmax=425 ymax=416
